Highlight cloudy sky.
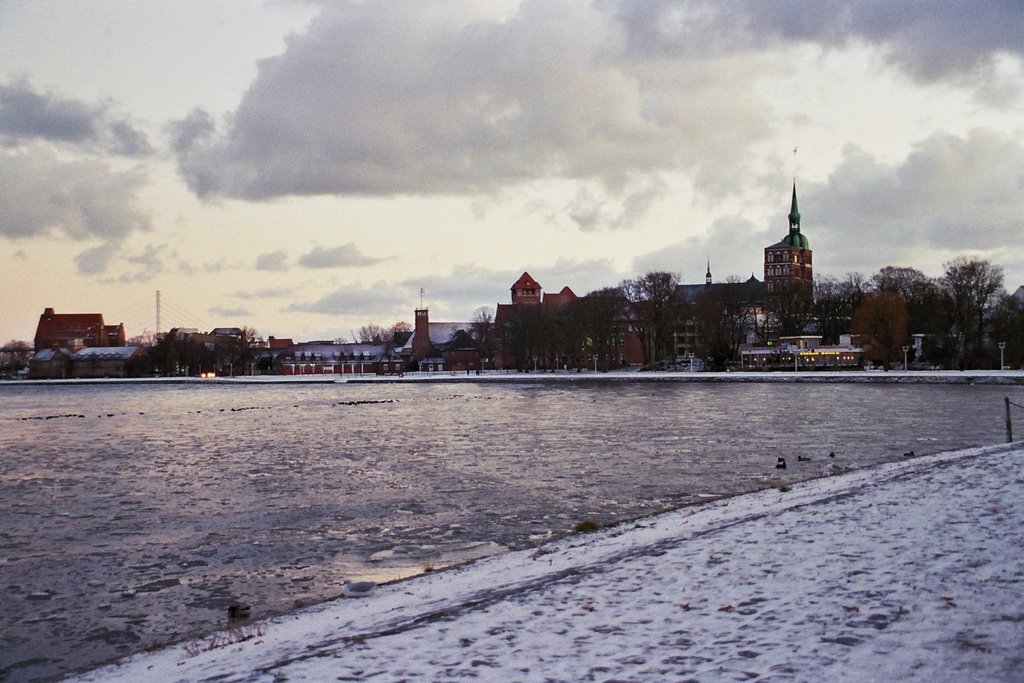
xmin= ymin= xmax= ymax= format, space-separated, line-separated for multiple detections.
xmin=2 ymin=1 xmax=1022 ymax=342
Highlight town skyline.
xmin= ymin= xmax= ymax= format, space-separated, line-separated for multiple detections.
xmin=2 ymin=1 xmax=1023 ymax=342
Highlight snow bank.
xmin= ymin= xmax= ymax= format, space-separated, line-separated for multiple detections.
xmin=75 ymin=443 xmax=1024 ymax=682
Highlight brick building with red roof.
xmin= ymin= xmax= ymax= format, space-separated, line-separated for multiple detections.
xmin=33 ymin=308 xmax=125 ymax=351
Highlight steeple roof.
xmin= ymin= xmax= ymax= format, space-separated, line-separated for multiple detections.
xmin=788 ymin=181 xmax=801 ymax=227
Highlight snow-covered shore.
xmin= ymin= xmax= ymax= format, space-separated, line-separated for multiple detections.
xmin=76 ymin=443 xmax=1024 ymax=682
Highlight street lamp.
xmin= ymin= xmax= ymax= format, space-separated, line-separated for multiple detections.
xmin=998 ymin=341 xmax=1006 ymax=370
xmin=902 ymin=345 xmax=910 ymax=372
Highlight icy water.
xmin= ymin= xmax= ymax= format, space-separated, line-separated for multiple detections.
xmin=0 ymin=380 xmax=1016 ymax=681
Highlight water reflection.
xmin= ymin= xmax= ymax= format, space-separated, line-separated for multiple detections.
xmin=0 ymin=381 xmax=1015 ymax=681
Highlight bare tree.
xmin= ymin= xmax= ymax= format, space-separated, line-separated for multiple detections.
xmin=872 ymin=265 xmax=943 ymax=335
xmin=621 ymin=271 xmax=681 ymax=366
xmin=470 ymin=307 xmax=494 ymax=362
xmin=0 ymin=340 xmax=32 ymax=378
xmin=580 ymin=287 xmax=626 ymax=371
xmin=814 ymin=273 xmax=868 ymax=343
xmin=940 ymin=256 xmax=1004 ymax=367
xmin=766 ymin=279 xmax=814 ymax=337
xmin=356 ymin=324 xmax=386 ymax=344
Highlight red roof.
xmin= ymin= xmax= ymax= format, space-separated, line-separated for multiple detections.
xmin=543 ymin=286 xmax=577 ymax=309
xmin=34 ymin=308 xmax=117 ymax=350
xmin=510 ymin=271 xmax=541 ymax=291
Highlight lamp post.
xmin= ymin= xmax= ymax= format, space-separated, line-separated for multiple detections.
xmin=902 ymin=345 xmax=910 ymax=372
xmin=998 ymin=341 xmax=1006 ymax=370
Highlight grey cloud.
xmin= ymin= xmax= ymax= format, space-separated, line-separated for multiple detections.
xmin=0 ymin=80 xmax=152 ymax=155
xmin=235 ymin=287 xmax=295 ymax=300
xmin=99 ymin=270 xmax=154 ymax=285
xmin=567 ymin=178 xmax=667 ymax=232
xmin=75 ymin=242 xmax=122 ymax=275
xmin=637 ymin=128 xmax=1024 ymax=281
xmin=613 ymin=1 xmax=1024 ymax=83
xmin=403 ymin=258 xmax=623 ymax=316
xmin=285 ymin=283 xmax=408 ymax=317
xmin=812 ymin=129 xmax=1024 ymax=270
xmin=209 ymin=305 xmax=252 ymax=318
xmin=298 ymin=243 xmax=381 ymax=269
xmin=127 ymin=244 xmax=167 ymax=271
xmin=167 ymin=108 xmax=216 ymax=153
xmin=0 ymin=147 xmax=151 ymax=244
xmin=170 ymin=0 xmax=770 ymax=201
xmin=634 ymin=214 xmax=772 ymax=283
xmin=255 ymin=250 xmax=290 ymax=271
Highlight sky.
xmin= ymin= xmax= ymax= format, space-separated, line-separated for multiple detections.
xmin=2 ymin=0 xmax=1022 ymax=343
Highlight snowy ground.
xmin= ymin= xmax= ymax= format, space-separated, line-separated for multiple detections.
xmin=76 ymin=443 xmax=1024 ymax=682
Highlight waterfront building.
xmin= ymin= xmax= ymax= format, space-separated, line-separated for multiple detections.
xmin=28 ymin=346 xmax=145 ymax=379
xmin=764 ymin=182 xmax=813 ymax=295
xmin=33 ymin=307 xmax=125 ymax=351
xmin=493 ymin=272 xmax=643 ymax=371
xmin=400 ymin=309 xmax=480 ymax=373
xmin=274 ymin=341 xmax=403 ymax=375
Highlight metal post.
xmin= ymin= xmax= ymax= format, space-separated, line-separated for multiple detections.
xmin=1007 ymin=397 xmax=1014 ymax=443
xmin=998 ymin=342 xmax=1006 ymax=370
xmin=902 ymin=345 xmax=909 ymax=371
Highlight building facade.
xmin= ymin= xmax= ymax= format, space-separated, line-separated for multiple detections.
xmin=764 ymin=183 xmax=813 ymax=295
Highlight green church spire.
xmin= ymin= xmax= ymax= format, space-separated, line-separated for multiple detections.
xmin=788 ymin=181 xmax=800 ymax=229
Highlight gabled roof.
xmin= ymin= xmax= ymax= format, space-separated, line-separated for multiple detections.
xmin=30 ymin=348 xmax=67 ymax=362
xmin=34 ymin=309 xmax=106 ymax=348
xmin=674 ymin=277 xmax=764 ymax=305
xmin=511 ymin=272 xmax=541 ymax=291
xmin=543 ymin=286 xmax=577 ymax=308
xmin=399 ymin=322 xmax=473 ymax=353
xmin=73 ymin=346 xmax=143 ymax=360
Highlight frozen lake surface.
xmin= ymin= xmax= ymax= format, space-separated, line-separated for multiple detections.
xmin=0 ymin=380 xmax=1016 ymax=681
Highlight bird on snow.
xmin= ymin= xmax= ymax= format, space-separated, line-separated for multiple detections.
xmin=903 ymin=450 xmax=915 ymax=457
xmin=828 ymin=451 xmax=836 ymax=458
xmin=797 ymin=455 xmax=811 ymax=462
xmin=342 ymin=580 xmax=378 ymax=598
xmin=776 ymin=457 xmax=787 ymax=469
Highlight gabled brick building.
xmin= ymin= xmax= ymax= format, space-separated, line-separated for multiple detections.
xmin=401 ymin=309 xmax=480 ymax=372
xmin=33 ymin=308 xmax=125 ymax=351
xmin=494 ymin=272 xmax=643 ymax=371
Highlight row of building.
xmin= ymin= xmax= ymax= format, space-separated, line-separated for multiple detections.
xmin=19 ymin=184 xmax=880 ymax=378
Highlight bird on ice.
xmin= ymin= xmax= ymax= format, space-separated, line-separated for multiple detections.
xmin=342 ymin=580 xmax=378 ymax=598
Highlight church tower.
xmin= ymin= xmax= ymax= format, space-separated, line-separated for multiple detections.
xmin=763 ymin=182 xmax=813 ymax=295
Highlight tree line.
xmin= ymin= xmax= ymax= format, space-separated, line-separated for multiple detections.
xmin=483 ymin=256 xmax=1021 ymax=371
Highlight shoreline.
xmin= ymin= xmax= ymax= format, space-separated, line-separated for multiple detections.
xmin=76 ymin=442 xmax=1024 ymax=682
xmin=4 ymin=368 xmax=1024 ymax=387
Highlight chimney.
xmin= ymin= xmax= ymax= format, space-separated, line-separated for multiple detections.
xmin=413 ymin=308 xmax=431 ymax=361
